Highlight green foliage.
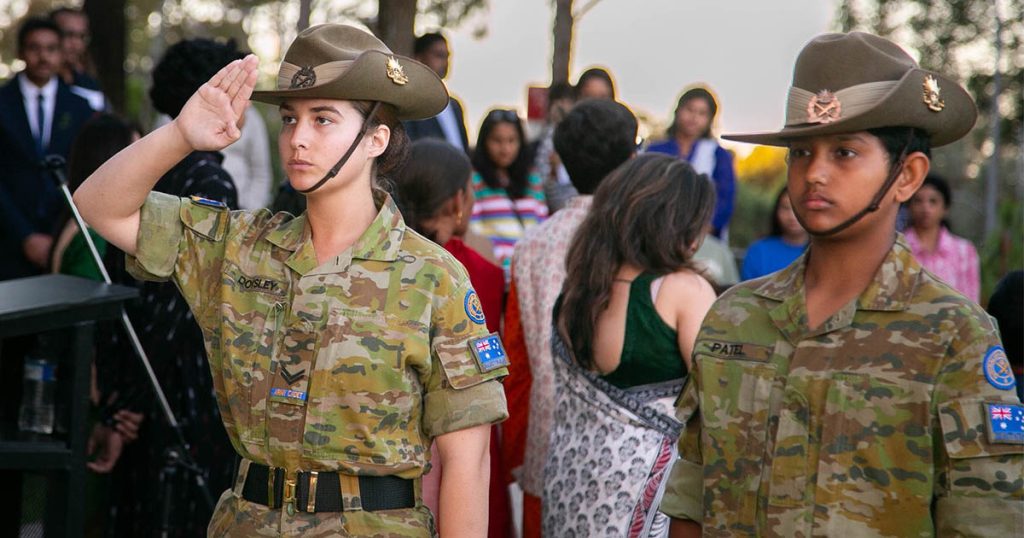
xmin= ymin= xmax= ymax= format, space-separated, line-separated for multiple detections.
xmin=730 ymin=183 xmax=779 ymax=251
xmin=980 ymin=197 xmax=1024 ymax=302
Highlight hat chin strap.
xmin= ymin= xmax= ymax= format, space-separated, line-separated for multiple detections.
xmin=806 ymin=138 xmax=912 ymax=237
xmin=297 ymin=102 xmax=381 ymax=195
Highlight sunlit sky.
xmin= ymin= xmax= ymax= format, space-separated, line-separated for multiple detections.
xmin=443 ymin=0 xmax=837 ymax=151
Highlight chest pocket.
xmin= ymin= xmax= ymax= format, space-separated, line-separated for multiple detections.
xmin=219 ymin=261 xmax=288 ymax=450
xmin=696 ymin=349 xmax=777 ymax=526
xmin=814 ymin=373 xmax=929 ymax=514
xmin=303 ymin=306 xmax=428 ymax=463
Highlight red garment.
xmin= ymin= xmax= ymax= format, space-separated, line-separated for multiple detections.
xmin=500 ymin=277 xmax=532 ymax=483
xmin=445 ymin=237 xmax=504 ymax=333
xmin=444 ymin=237 xmax=510 ymax=538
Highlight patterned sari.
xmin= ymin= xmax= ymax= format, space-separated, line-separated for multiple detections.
xmin=542 ymin=331 xmax=684 ymax=537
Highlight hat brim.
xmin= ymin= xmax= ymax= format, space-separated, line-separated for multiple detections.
xmin=250 ymin=50 xmax=448 ymax=121
xmin=723 ymin=69 xmax=976 ymax=147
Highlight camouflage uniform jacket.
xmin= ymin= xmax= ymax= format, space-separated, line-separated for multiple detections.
xmin=127 ymin=191 xmax=508 ymax=534
xmin=660 ymin=235 xmax=1023 ymax=537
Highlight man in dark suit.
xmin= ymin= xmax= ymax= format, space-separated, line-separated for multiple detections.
xmin=402 ymin=32 xmax=470 ymax=152
xmin=0 ymin=17 xmax=94 ymax=279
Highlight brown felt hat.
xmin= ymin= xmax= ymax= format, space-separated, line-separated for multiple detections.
xmin=251 ymin=24 xmax=448 ymax=121
xmin=724 ymin=32 xmax=976 ymax=147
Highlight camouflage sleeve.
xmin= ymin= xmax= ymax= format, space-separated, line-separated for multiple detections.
xmin=933 ymin=310 xmax=1024 ymax=536
xmin=422 ymin=279 xmax=509 ymax=438
xmin=660 ymin=372 xmax=703 ymax=522
xmin=125 ymin=192 xmax=184 ymax=282
xmin=126 ymin=191 xmax=231 ymax=327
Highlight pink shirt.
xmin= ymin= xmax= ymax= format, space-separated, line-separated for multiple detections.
xmin=904 ymin=228 xmax=980 ymax=302
xmin=509 ymin=195 xmax=591 ymax=495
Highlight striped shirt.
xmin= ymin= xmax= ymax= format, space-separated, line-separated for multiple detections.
xmin=470 ymin=172 xmax=547 ymax=280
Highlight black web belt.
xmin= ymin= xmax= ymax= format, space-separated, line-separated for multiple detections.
xmin=240 ymin=461 xmax=416 ymax=513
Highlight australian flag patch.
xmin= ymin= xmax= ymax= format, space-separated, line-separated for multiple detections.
xmin=985 ymin=402 xmax=1024 ymax=444
xmin=469 ymin=333 xmax=509 ymax=373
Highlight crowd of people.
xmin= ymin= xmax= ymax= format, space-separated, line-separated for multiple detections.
xmin=0 ymin=8 xmax=1021 ymax=538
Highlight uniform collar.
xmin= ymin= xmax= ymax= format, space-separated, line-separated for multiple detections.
xmin=265 ymin=192 xmax=406 ymax=275
xmin=754 ymin=233 xmax=921 ymax=310
xmin=752 ymin=234 xmax=921 ymax=342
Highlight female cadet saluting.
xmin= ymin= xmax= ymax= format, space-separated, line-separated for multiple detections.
xmin=74 ymin=24 xmax=509 ymax=537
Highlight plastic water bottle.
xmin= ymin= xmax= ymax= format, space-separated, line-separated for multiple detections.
xmin=19 ymin=355 xmax=56 ymax=435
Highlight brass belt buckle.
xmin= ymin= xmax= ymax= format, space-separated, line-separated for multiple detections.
xmin=284 ymin=475 xmax=297 ymax=516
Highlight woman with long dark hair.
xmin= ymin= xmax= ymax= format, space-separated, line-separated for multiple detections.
xmin=740 ymin=187 xmax=808 ymax=281
xmin=905 ymin=174 xmax=980 ymax=301
xmin=647 ymin=86 xmax=736 ymax=238
xmin=470 ymin=108 xmax=547 ymax=278
xmin=543 ymin=153 xmax=717 ymax=535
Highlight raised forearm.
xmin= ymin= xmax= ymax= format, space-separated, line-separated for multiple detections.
xmin=74 ymin=122 xmax=192 ymax=254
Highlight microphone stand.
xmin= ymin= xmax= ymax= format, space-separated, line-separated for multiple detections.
xmin=41 ymin=156 xmax=215 ymax=527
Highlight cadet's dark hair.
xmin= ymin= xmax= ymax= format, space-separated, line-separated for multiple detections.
xmin=150 ymin=38 xmax=244 ymax=118
xmin=558 ymin=153 xmax=714 ymax=369
xmin=575 ymin=67 xmax=616 ymax=100
xmin=553 ymin=99 xmax=637 ymax=195
xmin=18 ymin=17 xmax=62 ymax=52
xmin=866 ymin=126 xmax=931 ymax=172
xmin=414 ymin=32 xmax=446 ymax=56
xmin=393 ymin=139 xmax=471 ymax=242
xmin=667 ymin=87 xmax=718 ymax=139
xmin=473 ymin=109 xmax=532 ymax=199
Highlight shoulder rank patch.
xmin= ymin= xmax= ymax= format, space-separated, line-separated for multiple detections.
xmin=985 ymin=402 xmax=1024 ymax=444
xmin=464 ymin=289 xmax=486 ymax=325
xmin=469 ymin=333 xmax=508 ymax=373
xmin=189 ymin=195 xmax=227 ymax=209
xmin=983 ymin=346 xmax=1015 ymax=391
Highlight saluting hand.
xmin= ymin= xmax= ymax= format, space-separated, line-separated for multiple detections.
xmin=173 ymin=54 xmax=259 ymax=151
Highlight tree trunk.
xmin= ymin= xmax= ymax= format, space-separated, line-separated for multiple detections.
xmin=377 ymin=0 xmax=416 ymax=56
xmin=298 ymin=0 xmax=313 ymax=32
xmin=83 ymin=0 xmax=126 ymax=112
xmin=552 ymin=0 xmax=573 ymax=84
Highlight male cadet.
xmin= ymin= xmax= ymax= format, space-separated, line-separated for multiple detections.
xmin=662 ymin=32 xmax=1023 ymax=537
xmin=0 ymin=17 xmax=94 ymax=279
xmin=402 ymin=32 xmax=470 ymax=152
xmin=502 ymin=98 xmax=638 ymax=537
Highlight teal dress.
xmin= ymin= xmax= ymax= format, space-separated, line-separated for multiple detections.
xmin=601 ymin=273 xmax=686 ymax=388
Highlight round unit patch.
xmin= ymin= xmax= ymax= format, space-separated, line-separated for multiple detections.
xmin=983 ymin=346 xmax=1015 ymax=391
xmin=464 ymin=290 xmax=486 ymax=325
